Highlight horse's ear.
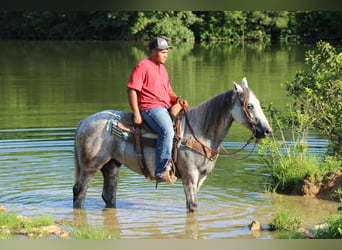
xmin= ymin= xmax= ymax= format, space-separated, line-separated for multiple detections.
xmin=241 ymin=77 xmax=248 ymax=88
xmin=233 ymin=81 xmax=243 ymax=93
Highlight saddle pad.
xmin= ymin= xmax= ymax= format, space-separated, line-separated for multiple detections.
xmin=107 ymin=112 xmax=157 ymax=140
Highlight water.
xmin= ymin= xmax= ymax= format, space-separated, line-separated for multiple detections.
xmin=0 ymin=41 xmax=339 ymax=239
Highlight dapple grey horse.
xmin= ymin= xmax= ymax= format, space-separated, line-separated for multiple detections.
xmin=73 ymin=78 xmax=272 ymax=213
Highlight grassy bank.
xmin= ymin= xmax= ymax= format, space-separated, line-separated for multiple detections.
xmin=258 ymin=135 xmax=341 ymax=197
xmin=0 ymin=210 xmax=115 ymax=239
xmin=0 ymin=211 xmax=61 ymax=239
xmin=2 ymin=208 xmax=341 ymax=239
xmin=267 ymin=210 xmax=342 ymax=239
xmin=258 ymin=102 xmax=341 ymax=199
xmin=258 ymin=41 xmax=341 ymax=198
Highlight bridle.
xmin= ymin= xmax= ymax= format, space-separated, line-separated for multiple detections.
xmin=182 ymin=87 xmax=258 ymax=161
xmin=219 ymin=87 xmax=258 ymax=160
xmin=235 ymin=86 xmax=256 ymax=133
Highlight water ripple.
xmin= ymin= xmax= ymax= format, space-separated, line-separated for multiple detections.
xmin=0 ymin=127 xmax=337 ymax=239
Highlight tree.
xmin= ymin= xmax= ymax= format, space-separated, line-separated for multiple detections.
xmin=126 ymin=11 xmax=200 ymax=41
xmin=284 ymin=41 xmax=342 ymax=156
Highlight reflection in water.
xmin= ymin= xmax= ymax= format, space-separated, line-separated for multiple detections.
xmin=69 ymin=192 xmax=339 ymax=239
xmin=185 ymin=214 xmax=202 ymax=239
xmin=0 ymin=41 xmax=311 ymax=130
xmin=0 ymin=127 xmax=339 ymax=239
xmin=73 ymin=208 xmax=204 ymax=239
xmin=73 ymin=208 xmax=122 ymax=238
xmin=101 ymin=209 xmax=121 ymax=238
xmin=72 ymin=209 xmax=88 ymax=228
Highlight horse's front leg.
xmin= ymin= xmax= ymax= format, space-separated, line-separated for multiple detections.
xmin=182 ymin=174 xmax=199 ymax=213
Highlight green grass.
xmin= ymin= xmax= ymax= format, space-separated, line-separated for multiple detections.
xmin=268 ymin=210 xmax=303 ymax=232
xmin=0 ymin=211 xmax=55 ymax=239
xmin=0 ymin=210 xmax=119 ymax=239
xmin=259 ymin=103 xmax=341 ymax=194
xmin=268 ymin=208 xmax=342 ymax=239
xmin=70 ymin=226 xmax=116 ymax=239
xmin=258 ymin=133 xmax=341 ymax=193
xmin=315 ymin=214 xmax=342 ymax=239
xmin=277 ymin=231 xmax=306 ymax=239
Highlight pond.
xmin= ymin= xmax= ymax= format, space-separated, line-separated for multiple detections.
xmin=0 ymin=40 xmax=339 ymax=239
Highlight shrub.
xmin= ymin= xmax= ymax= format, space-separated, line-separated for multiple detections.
xmin=258 ymin=104 xmax=341 ymax=193
xmin=268 ymin=211 xmax=303 ymax=231
xmin=259 ymin=137 xmax=321 ymax=193
xmin=284 ymin=41 xmax=342 ymax=156
xmin=316 ymin=214 xmax=342 ymax=239
xmin=70 ymin=225 xmax=116 ymax=239
xmin=0 ymin=211 xmax=55 ymax=239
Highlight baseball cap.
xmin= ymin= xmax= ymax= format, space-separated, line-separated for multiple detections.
xmin=149 ymin=37 xmax=173 ymax=50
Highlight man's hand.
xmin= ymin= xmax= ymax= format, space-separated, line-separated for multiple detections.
xmin=178 ymin=98 xmax=189 ymax=110
xmin=133 ymin=112 xmax=143 ymax=127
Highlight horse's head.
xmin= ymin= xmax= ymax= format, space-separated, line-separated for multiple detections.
xmin=231 ymin=77 xmax=272 ymax=139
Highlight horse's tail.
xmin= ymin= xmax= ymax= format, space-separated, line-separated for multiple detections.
xmin=74 ymin=146 xmax=81 ymax=182
xmin=74 ymin=121 xmax=82 ymax=182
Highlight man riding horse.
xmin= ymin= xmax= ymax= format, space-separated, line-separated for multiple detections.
xmin=127 ymin=37 xmax=189 ymax=183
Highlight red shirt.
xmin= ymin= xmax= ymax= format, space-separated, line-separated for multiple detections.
xmin=127 ymin=58 xmax=173 ymax=110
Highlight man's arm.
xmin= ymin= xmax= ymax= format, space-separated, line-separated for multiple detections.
xmin=127 ymin=88 xmax=143 ymax=126
xmin=168 ymin=90 xmax=178 ymax=104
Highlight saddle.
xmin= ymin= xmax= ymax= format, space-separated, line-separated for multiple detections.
xmin=108 ymin=104 xmax=219 ymax=182
xmin=117 ymin=102 xmax=183 ymax=136
xmin=111 ymin=104 xmax=183 ymax=182
xmin=117 ymin=112 xmax=157 ymax=137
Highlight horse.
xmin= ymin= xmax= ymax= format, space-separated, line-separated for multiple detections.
xmin=73 ymin=77 xmax=272 ymax=213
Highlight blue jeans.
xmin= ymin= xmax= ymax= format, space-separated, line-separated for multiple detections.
xmin=141 ymin=107 xmax=174 ymax=175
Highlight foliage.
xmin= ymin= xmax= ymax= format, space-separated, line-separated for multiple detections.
xmin=0 ymin=211 xmax=55 ymax=239
xmin=244 ymin=11 xmax=295 ymax=42
xmin=193 ymin=11 xmax=247 ymax=41
xmin=127 ymin=11 xmax=200 ymax=41
xmin=284 ymin=41 xmax=342 ymax=156
xmin=268 ymin=210 xmax=303 ymax=232
xmin=277 ymin=231 xmax=306 ymax=239
xmin=315 ymin=214 xmax=342 ymax=239
xmin=259 ymin=42 xmax=342 ymax=193
xmin=268 ymin=210 xmax=342 ymax=239
xmin=70 ymin=225 xmax=116 ymax=239
xmin=335 ymin=188 xmax=342 ymax=203
xmin=259 ymin=103 xmax=341 ymax=193
xmin=259 ymin=138 xmax=320 ymax=193
xmin=0 ymin=11 xmax=341 ymax=42
xmin=295 ymin=11 xmax=342 ymax=41
xmin=0 ymin=211 xmax=117 ymax=239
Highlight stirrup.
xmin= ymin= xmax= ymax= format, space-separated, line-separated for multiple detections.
xmin=154 ymin=162 xmax=177 ymax=189
xmin=165 ymin=162 xmax=177 ymax=183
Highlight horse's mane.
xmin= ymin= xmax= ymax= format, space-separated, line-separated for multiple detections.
xmin=187 ymin=89 xmax=234 ymax=138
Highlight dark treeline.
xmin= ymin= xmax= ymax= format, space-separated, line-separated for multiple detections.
xmin=0 ymin=11 xmax=341 ymax=42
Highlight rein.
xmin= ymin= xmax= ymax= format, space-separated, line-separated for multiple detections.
xmin=181 ymin=88 xmax=258 ymax=161
xmin=182 ymin=108 xmax=220 ymax=160
xmin=219 ymin=136 xmax=258 ymax=160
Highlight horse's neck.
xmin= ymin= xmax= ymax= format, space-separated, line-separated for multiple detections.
xmin=186 ymin=90 xmax=234 ymax=148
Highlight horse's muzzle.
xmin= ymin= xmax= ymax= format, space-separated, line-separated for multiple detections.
xmin=255 ymin=126 xmax=272 ymax=139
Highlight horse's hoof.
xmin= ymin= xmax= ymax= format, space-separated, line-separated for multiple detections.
xmin=73 ymin=201 xmax=83 ymax=209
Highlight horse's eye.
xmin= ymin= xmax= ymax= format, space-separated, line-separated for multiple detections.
xmin=247 ymin=104 xmax=254 ymax=110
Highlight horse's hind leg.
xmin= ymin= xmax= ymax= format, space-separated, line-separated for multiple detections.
xmin=73 ymin=170 xmax=97 ymax=209
xmin=101 ymin=159 xmax=121 ymax=208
